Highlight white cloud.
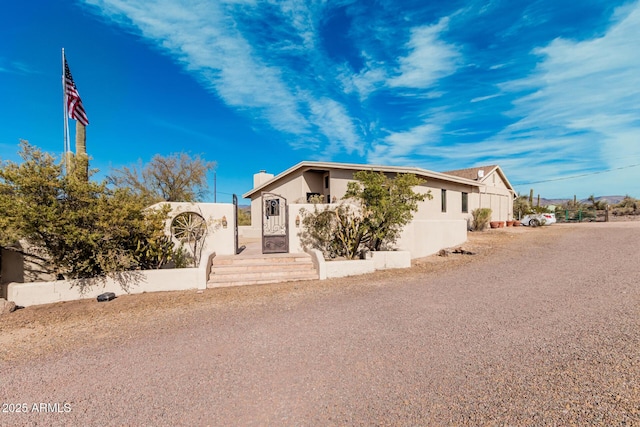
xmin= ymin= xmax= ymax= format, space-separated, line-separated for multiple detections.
xmin=339 ymin=59 xmax=387 ymax=100
xmin=470 ymin=93 xmax=501 ymax=103
xmin=340 ymin=16 xmax=462 ymax=99
xmin=368 ymin=122 xmax=441 ymax=165
xmin=82 ymin=0 xmax=364 ymax=153
xmin=387 ymin=18 xmax=461 ymax=90
xmin=0 ymin=59 xmax=39 ymax=75
xmin=307 ymin=96 xmax=363 ymax=156
xmin=449 ymin=1 xmax=640 ymax=197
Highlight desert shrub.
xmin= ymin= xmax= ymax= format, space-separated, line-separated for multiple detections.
xmin=237 ymin=208 xmax=251 ymax=226
xmin=471 ymin=208 xmax=492 ymax=231
xmin=298 ymin=203 xmax=364 ymax=259
xmin=0 ymin=141 xmax=182 ymax=280
xmin=307 ymin=194 xmax=326 ymax=204
xmin=300 ymin=172 xmax=429 ymax=258
xmin=513 ymin=195 xmax=530 ymax=219
xmin=612 ymin=195 xmax=638 ymax=215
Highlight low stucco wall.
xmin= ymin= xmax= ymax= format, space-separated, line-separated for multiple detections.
xmin=325 ymin=259 xmax=375 ymax=279
xmin=397 ymin=219 xmax=468 ymax=259
xmin=4 ymin=250 xmax=217 ymax=307
xmin=307 ymin=249 xmax=410 ymax=280
xmin=370 ymin=251 xmax=411 ymax=269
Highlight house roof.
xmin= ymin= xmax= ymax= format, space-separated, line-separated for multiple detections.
xmin=443 ymin=165 xmax=515 ymax=192
xmin=243 ymin=161 xmax=486 ymax=199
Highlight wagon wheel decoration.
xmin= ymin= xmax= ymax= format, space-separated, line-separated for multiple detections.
xmin=171 ymin=212 xmax=207 ymax=243
xmin=171 ymin=212 xmax=207 ymax=267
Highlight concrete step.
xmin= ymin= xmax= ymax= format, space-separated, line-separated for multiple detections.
xmin=207 ymin=253 xmax=318 ymax=288
xmin=208 ymin=274 xmax=318 ymax=288
xmin=209 ymin=268 xmax=316 ymax=281
xmin=213 ymin=255 xmax=312 ymax=266
xmin=210 ymin=261 xmax=313 ymax=274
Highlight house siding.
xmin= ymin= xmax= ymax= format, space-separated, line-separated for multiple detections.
xmin=244 ymin=161 xmax=514 ymax=258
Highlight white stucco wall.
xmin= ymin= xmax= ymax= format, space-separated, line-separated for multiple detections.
xmin=156 ymin=202 xmax=236 ymax=257
xmin=288 ymin=203 xmax=467 ymax=260
xmin=397 ymin=219 xmax=468 ymax=259
xmin=4 ymin=265 xmax=208 ymax=307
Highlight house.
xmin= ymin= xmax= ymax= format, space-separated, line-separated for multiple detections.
xmin=242 ymin=161 xmax=515 ymax=259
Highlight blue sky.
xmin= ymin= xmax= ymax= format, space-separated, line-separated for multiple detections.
xmin=1 ymin=0 xmax=639 ymax=202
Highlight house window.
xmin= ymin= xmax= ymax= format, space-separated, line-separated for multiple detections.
xmin=462 ymin=192 xmax=468 ymax=213
xmin=324 ymin=175 xmax=329 ymax=189
xmin=441 ymin=189 xmax=447 ymax=213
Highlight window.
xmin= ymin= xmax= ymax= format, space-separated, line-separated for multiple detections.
xmin=441 ymin=189 xmax=447 ymax=213
xmin=324 ymin=175 xmax=329 ymax=189
xmin=462 ymin=192 xmax=468 ymax=213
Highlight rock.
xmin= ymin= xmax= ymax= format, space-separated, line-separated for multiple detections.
xmin=0 ymin=298 xmax=17 ymax=315
xmin=452 ymin=247 xmax=475 ymax=255
xmin=438 ymin=249 xmax=449 ymax=257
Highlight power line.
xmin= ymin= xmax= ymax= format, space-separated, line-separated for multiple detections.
xmin=514 ymin=163 xmax=640 ymax=185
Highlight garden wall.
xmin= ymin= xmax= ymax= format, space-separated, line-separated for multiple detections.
xmin=3 ymin=250 xmax=215 ymax=307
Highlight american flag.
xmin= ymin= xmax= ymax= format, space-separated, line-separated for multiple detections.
xmin=64 ymin=55 xmax=89 ymax=126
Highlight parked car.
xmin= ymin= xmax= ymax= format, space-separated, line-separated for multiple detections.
xmin=521 ymin=213 xmax=556 ymax=226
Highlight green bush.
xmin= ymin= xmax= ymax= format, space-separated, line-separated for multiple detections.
xmin=298 ymin=203 xmax=364 ymax=259
xmin=471 ymin=208 xmax=492 ymax=231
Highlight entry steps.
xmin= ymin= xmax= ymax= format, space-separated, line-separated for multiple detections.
xmin=207 ymin=252 xmax=318 ymax=288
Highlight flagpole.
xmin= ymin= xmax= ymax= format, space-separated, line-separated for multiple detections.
xmin=62 ymin=48 xmax=70 ymax=175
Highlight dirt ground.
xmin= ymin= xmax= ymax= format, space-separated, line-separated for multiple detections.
xmin=0 ymin=225 xmax=532 ymax=362
xmin=1 ymin=222 xmax=638 ymax=425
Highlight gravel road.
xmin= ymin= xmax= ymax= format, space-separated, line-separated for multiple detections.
xmin=1 ymin=222 xmax=639 ymax=426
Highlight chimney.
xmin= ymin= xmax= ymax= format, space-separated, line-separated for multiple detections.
xmin=253 ymin=170 xmax=274 ymax=188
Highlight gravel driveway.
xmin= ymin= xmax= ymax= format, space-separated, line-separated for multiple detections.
xmin=1 ymin=222 xmax=639 ymax=425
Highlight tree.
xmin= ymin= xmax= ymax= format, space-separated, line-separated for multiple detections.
xmin=300 ymin=172 xmax=430 ymax=259
xmin=237 ymin=207 xmax=251 ymax=226
xmin=344 ymin=171 xmax=431 ymax=251
xmin=0 ymin=141 xmax=181 ymax=281
xmin=587 ymin=194 xmax=607 ymax=210
xmin=513 ymin=194 xmax=531 ymax=220
xmin=299 ymin=203 xmax=365 ymax=259
xmin=108 ymin=153 xmax=216 ymax=204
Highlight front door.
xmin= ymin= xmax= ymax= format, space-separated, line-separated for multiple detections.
xmin=262 ymin=192 xmax=289 ymax=254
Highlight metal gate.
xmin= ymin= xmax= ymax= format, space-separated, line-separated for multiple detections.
xmin=262 ymin=192 xmax=289 ymax=254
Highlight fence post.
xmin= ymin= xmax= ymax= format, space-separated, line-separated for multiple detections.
xmin=605 ymin=205 xmax=609 ymax=222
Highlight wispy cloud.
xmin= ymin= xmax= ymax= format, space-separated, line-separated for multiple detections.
xmin=82 ymin=0 xmax=360 ymax=153
xmin=470 ymin=93 xmax=501 ymax=103
xmin=368 ymin=121 xmax=443 ymax=165
xmin=495 ymin=1 xmax=640 ymax=186
xmin=387 ymin=18 xmax=461 ymax=91
xmin=80 ymin=0 xmax=640 ymax=198
xmin=0 ymin=59 xmax=39 ymax=75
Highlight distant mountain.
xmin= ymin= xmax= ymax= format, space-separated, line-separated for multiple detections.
xmin=536 ymin=196 xmax=628 ymax=206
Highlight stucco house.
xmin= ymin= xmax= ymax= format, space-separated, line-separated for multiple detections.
xmin=243 ymin=161 xmax=515 ymax=259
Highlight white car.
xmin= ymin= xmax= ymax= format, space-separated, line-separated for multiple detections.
xmin=521 ymin=213 xmax=556 ymax=226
